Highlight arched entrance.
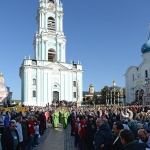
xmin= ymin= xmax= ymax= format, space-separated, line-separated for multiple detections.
xmin=139 ymin=89 xmax=144 ymax=100
xmin=53 ymin=91 xmax=59 ymax=102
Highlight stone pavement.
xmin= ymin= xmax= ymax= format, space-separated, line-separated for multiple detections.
xmin=33 ymin=123 xmax=77 ymax=150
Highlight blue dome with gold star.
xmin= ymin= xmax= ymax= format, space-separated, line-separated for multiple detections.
xmin=141 ymin=37 xmax=150 ymax=54
xmin=141 ymin=24 xmax=150 ymax=54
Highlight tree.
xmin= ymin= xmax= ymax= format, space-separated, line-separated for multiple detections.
xmin=92 ymin=92 xmax=98 ymax=107
xmin=122 ymin=87 xmax=126 ymax=98
xmin=101 ymin=85 xmax=109 ymax=97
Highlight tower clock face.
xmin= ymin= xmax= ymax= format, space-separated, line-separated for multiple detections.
xmin=48 ymin=3 xmax=54 ymax=11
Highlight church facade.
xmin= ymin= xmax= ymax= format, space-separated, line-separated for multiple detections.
xmin=19 ymin=0 xmax=83 ymax=106
xmin=0 ymin=74 xmax=13 ymax=105
xmin=125 ymin=24 xmax=150 ymax=103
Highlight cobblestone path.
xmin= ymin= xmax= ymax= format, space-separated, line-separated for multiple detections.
xmin=33 ymin=123 xmax=77 ymax=150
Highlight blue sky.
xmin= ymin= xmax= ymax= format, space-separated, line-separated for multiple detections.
xmin=0 ymin=0 xmax=150 ymax=100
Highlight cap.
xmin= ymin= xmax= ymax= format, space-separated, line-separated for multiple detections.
xmin=88 ymin=114 xmax=94 ymax=119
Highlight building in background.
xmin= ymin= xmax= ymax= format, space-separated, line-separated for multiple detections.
xmin=125 ymin=24 xmax=150 ymax=103
xmin=0 ymin=73 xmax=13 ymax=106
xmin=106 ymin=79 xmax=124 ymax=105
xmin=83 ymin=84 xmax=101 ymax=104
xmin=19 ymin=0 xmax=83 ymax=106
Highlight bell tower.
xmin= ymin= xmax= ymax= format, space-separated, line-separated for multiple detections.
xmin=33 ymin=0 xmax=66 ymax=62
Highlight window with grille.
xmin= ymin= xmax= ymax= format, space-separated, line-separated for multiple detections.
xmin=33 ymin=90 xmax=36 ymax=97
xmin=47 ymin=17 xmax=55 ymax=31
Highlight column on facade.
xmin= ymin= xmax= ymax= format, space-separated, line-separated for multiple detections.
xmin=37 ymin=69 xmax=41 ymax=106
xmin=36 ymin=40 xmax=38 ymax=60
xmin=43 ymin=70 xmax=47 ymax=106
xmin=44 ymin=12 xmax=46 ymax=29
xmin=27 ymin=68 xmax=32 ymax=105
xmin=23 ymin=68 xmax=27 ymax=105
xmin=60 ymin=15 xmax=63 ymax=31
xmin=110 ymin=92 xmax=112 ymax=104
xmin=41 ymin=40 xmax=43 ymax=60
xmin=64 ymin=45 xmax=66 ymax=62
xmin=56 ymin=12 xmax=58 ymax=31
xmin=38 ymin=39 xmax=41 ymax=60
xmin=77 ymin=80 xmax=80 ymax=102
xmin=56 ymin=40 xmax=59 ymax=61
xmin=70 ymin=72 xmax=73 ymax=102
xmin=48 ymin=72 xmax=52 ymax=104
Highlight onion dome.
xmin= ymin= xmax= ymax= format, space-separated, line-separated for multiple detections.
xmin=141 ymin=23 xmax=150 ymax=54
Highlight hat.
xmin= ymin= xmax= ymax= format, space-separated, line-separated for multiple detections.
xmin=137 ymin=123 xmax=143 ymax=129
xmin=88 ymin=114 xmax=94 ymax=119
xmin=11 ymin=120 xmax=16 ymax=124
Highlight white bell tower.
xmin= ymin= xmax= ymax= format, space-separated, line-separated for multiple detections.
xmin=33 ymin=0 xmax=66 ymax=62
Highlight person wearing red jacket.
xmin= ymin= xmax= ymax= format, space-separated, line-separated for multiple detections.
xmin=28 ymin=116 xmax=35 ymax=150
xmin=78 ymin=116 xmax=86 ymax=150
xmin=73 ymin=117 xmax=79 ymax=147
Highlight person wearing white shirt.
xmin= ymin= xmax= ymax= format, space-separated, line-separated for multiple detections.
xmin=138 ymin=129 xmax=150 ymax=147
xmin=16 ymin=116 xmax=23 ymax=149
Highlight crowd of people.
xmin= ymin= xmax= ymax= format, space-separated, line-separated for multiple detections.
xmin=1 ymin=104 xmax=150 ymax=150
xmin=69 ymin=105 xmax=150 ymax=150
xmin=0 ymin=106 xmax=54 ymax=150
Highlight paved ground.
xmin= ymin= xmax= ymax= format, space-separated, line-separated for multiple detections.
xmin=33 ymin=123 xmax=77 ymax=150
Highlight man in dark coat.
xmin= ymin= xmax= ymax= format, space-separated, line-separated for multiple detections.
xmin=94 ymin=118 xmax=111 ymax=150
xmin=85 ymin=115 xmax=96 ymax=150
xmin=120 ymin=129 xmax=149 ymax=150
xmin=101 ymin=122 xmax=124 ymax=150
xmin=1 ymin=121 xmax=19 ymax=150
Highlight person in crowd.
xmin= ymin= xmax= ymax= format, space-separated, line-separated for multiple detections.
xmin=45 ymin=110 xmax=50 ymax=128
xmin=85 ymin=114 xmax=95 ymax=150
xmin=78 ymin=115 xmax=86 ymax=150
xmin=16 ymin=116 xmax=23 ymax=150
xmin=138 ymin=129 xmax=150 ymax=147
xmin=28 ymin=116 xmax=35 ymax=150
xmin=4 ymin=112 xmax=10 ymax=129
xmin=21 ymin=116 xmax=28 ymax=150
xmin=52 ymin=109 xmax=59 ymax=128
xmin=119 ymin=129 xmax=149 ymax=150
xmin=94 ymin=118 xmax=111 ymax=150
xmin=101 ymin=122 xmax=124 ymax=150
xmin=1 ymin=121 xmax=19 ymax=150
xmin=33 ymin=117 xmax=40 ymax=145
xmin=73 ymin=115 xmax=79 ymax=147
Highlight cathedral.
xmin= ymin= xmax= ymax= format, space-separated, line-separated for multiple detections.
xmin=0 ymin=73 xmax=13 ymax=106
xmin=125 ymin=24 xmax=150 ymax=103
xmin=19 ymin=0 xmax=83 ymax=106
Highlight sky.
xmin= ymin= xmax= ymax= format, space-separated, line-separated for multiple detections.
xmin=0 ymin=0 xmax=150 ymax=100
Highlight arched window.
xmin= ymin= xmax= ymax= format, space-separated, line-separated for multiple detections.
xmin=73 ymin=81 xmax=76 ymax=87
xmin=33 ymin=90 xmax=36 ymax=97
xmin=48 ymin=49 xmax=56 ymax=61
xmin=47 ymin=17 xmax=55 ymax=31
xmin=73 ymin=92 xmax=76 ymax=98
xmin=33 ymin=78 xmax=36 ymax=85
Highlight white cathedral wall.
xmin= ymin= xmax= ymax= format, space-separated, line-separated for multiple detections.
xmin=139 ymin=61 xmax=150 ymax=78
xmin=126 ymin=67 xmax=137 ymax=103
